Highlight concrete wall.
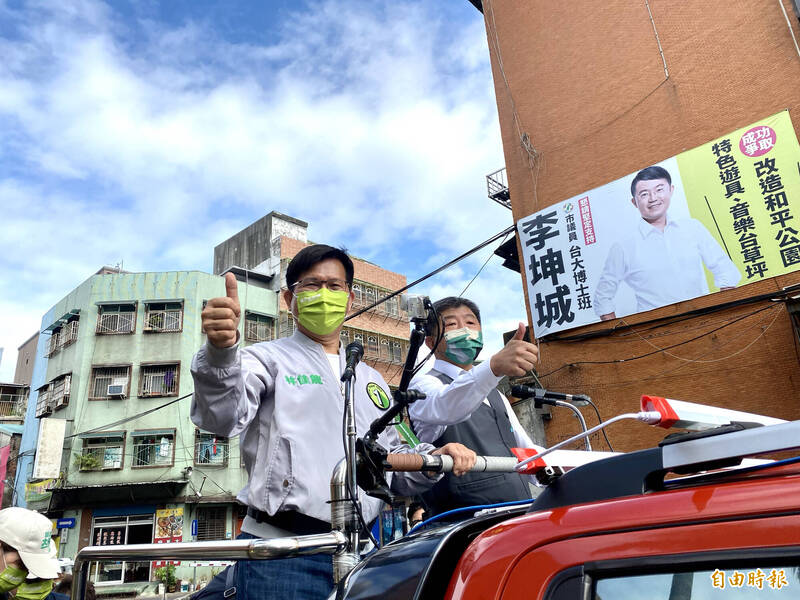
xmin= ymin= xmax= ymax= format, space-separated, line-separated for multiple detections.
xmin=14 ymin=333 xmax=38 ymax=385
xmin=213 ymin=211 xmax=307 ymax=275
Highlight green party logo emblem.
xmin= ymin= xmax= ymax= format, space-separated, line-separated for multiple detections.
xmin=366 ymin=382 xmax=391 ymax=410
xmin=41 ymin=531 xmax=52 ymax=550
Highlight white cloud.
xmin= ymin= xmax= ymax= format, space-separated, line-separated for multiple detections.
xmin=0 ymin=0 xmax=527 ymax=380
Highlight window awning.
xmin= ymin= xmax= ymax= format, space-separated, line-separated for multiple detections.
xmin=244 ymin=309 xmax=274 ymax=318
xmin=43 ymin=309 xmax=81 ymax=332
xmin=133 ymin=429 xmax=174 ymax=436
xmin=79 ymin=431 xmax=124 ymax=440
xmin=95 ymin=300 xmax=136 ymax=307
xmin=143 ymin=299 xmax=185 ymax=305
xmin=48 ymin=481 xmax=188 ymax=510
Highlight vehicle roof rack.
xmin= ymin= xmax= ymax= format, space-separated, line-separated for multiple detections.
xmin=529 ymin=418 xmax=800 ymax=512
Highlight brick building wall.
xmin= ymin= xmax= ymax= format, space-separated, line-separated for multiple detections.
xmin=480 ymin=0 xmax=800 ymax=450
xmin=278 ymin=238 xmax=411 ymax=386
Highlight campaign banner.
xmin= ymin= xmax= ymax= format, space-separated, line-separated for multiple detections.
xmin=24 ymin=478 xmax=57 ymax=502
xmin=517 ymin=110 xmax=800 ymax=338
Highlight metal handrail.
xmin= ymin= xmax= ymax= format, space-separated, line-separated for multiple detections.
xmin=71 ymin=533 xmax=347 ymax=600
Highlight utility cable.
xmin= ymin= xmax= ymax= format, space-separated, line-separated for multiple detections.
xmin=538 ymin=303 xmax=775 ymax=380
xmin=65 ymin=393 xmax=191 ymax=439
xmin=459 ymin=231 xmax=510 ymax=297
xmin=543 ymin=283 xmax=800 ymax=343
xmin=346 ymin=225 xmax=515 ymax=321
xmin=619 ymin=304 xmax=783 ymax=364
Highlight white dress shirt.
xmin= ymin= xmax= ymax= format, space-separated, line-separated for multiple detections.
xmin=593 ymin=217 xmax=741 ymax=317
xmin=408 ymin=358 xmax=535 ymax=450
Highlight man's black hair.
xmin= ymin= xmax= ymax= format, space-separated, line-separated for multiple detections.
xmin=285 ymin=244 xmax=355 ymax=289
xmin=427 ymin=297 xmax=481 ymax=338
xmin=630 ymin=165 xmax=672 ymax=198
xmin=407 ymin=501 xmax=426 ymax=522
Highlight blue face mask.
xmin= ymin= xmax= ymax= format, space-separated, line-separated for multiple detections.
xmin=443 ymin=327 xmax=483 ymax=365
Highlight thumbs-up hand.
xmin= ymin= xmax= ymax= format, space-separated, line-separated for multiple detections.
xmin=489 ymin=322 xmax=539 ymax=377
xmin=202 ymin=273 xmax=242 ymax=349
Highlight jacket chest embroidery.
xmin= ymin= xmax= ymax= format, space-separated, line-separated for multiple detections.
xmin=284 ymin=373 xmax=324 ymax=386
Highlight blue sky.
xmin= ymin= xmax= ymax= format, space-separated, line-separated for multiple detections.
xmin=0 ymin=0 xmax=527 ymax=381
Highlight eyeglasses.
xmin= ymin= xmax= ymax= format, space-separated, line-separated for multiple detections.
xmin=291 ymin=278 xmax=350 ymax=293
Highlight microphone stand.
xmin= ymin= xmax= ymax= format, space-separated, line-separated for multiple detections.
xmin=357 ymin=310 xmax=431 ymax=503
xmin=340 ymin=352 xmax=362 ymax=565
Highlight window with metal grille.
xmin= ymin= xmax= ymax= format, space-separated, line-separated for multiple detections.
xmin=44 ymin=331 xmax=61 ymax=358
xmin=196 ymin=507 xmax=227 ymax=541
xmin=365 ymin=287 xmax=376 ymax=306
xmin=50 ymin=374 xmax=71 ymax=410
xmin=144 ymin=302 xmax=183 ymax=333
xmin=89 ymin=365 xmax=131 ymax=400
xmin=79 ymin=434 xmax=124 ymax=470
xmin=96 ymin=303 xmax=136 ymax=334
xmin=380 ymin=339 xmax=390 ymax=361
xmin=35 ymin=385 xmax=52 ymax=418
xmin=138 ymin=363 xmax=179 ymax=397
xmin=340 ymin=329 xmax=350 ymax=344
xmin=352 ymin=284 xmax=363 ymax=305
xmin=367 ymin=336 xmax=379 ymax=356
xmin=244 ymin=313 xmax=274 ymax=343
xmin=279 ymin=312 xmax=295 ymax=338
xmin=46 ymin=317 xmax=81 ymax=357
xmin=392 ymin=342 xmax=403 ymax=363
xmin=131 ymin=431 xmax=174 ymax=468
xmin=385 ymin=296 xmax=399 ymax=317
xmin=195 ymin=431 xmax=229 ymax=467
xmin=62 ymin=318 xmax=80 ymax=346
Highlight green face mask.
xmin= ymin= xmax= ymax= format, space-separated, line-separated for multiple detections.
xmin=16 ymin=579 xmax=54 ymax=600
xmin=0 ymin=565 xmax=27 ymax=594
xmin=294 ymin=288 xmax=349 ymax=335
xmin=443 ymin=327 xmax=483 ymax=365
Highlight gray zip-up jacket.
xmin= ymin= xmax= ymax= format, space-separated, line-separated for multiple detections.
xmin=190 ymin=330 xmax=437 ymax=523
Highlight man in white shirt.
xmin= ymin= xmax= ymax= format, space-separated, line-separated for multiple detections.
xmin=594 ymin=165 xmax=741 ymax=320
xmin=408 ymin=297 xmax=539 ymax=516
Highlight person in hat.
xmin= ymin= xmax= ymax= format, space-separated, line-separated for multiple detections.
xmin=0 ymin=507 xmax=61 ymax=600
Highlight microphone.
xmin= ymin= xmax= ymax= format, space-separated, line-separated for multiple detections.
xmin=341 ymin=340 xmax=364 ymax=382
xmin=511 ymin=385 xmax=591 ymax=407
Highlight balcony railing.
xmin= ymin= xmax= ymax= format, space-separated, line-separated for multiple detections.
xmin=131 ymin=441 xmax=174 ymax=467
xmin=195 ymin=441 xmax=229 ymax=466
xmin=0 ymin=396 xmax=25 ymax=418
xmin=486 ymin=167 xmax=511 ymax=209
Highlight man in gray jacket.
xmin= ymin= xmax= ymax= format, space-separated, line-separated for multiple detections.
xmin=191 ymin=244 xmax=475 ymax=599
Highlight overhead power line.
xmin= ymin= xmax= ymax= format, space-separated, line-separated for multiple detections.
xmin=346 ymin=224 xmax=515 ymax=321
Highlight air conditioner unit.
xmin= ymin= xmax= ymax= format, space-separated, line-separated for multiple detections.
xmin=107 ymin=384 xmax=126 ymax=398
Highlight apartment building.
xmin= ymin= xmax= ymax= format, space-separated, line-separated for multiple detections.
xmin=14 ymin=267 xmax=277 ymax=591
